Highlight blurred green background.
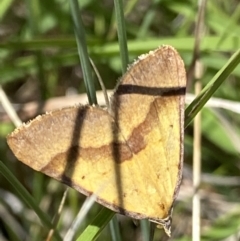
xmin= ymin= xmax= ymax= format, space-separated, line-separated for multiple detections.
xmin=1 ymin=0 xmax=240 ymax=240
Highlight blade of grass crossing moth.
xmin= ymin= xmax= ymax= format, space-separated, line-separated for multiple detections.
xmin=185 ymin=48 xmax=240 ymax=128
xmin=76 ymin=1 xmax=131 ymax=239
xmin=109 ymin=1 xmax=129 ymax=239
xmin=113 ymin=1 xmax=154 ymax=239
xmin=69 ymin=0 xmax=118 ymax=239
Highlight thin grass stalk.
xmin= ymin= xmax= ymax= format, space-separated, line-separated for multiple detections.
xmin=191 ymin=1 xmax=205 ymax=240
xmin=46 ymin=188 xmax=69 ymax=241
xmin=192 ymin=81 xmax=202 ymax=241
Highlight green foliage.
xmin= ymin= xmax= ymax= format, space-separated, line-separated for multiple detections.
xmin=1 ymin=0 xmax=240 ymax=240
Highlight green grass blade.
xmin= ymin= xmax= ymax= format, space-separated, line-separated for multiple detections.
xmin=109 ymin=216 xmax=122 ymax=241
xmin=70 ymin=0 xmax=97 ymax=105
xmin=114 ymin=0 xmax=129 ymax=72
xmin=76 ymin=208 xmax=115 ymax=241
xmin=185 ymin=48 xmax=240 ymax=127
xmin=1 ymin=36 xmax=240 ymax=54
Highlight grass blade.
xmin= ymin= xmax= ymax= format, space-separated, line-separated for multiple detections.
xmin=185 ymin=48 xmax=240 ymax=127
xmin=70 ymin=0 xmax=97 ymax=105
